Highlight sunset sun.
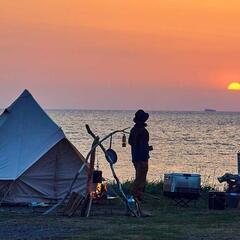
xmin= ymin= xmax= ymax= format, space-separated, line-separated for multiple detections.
xmin=228 ymin=82 xmax=240 ymax=91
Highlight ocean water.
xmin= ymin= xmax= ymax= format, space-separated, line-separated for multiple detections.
xmin=48 ymin=110 xmax=240 ymax=186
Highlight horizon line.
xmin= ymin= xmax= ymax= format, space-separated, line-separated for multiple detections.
xmin=0 ymin=107 xmax=239 ymax=113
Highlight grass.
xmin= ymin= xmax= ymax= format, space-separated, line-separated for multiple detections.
xmin=1 ymin=181 xmax=240 ymax=240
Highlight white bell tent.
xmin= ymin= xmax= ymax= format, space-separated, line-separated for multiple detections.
xmin=0 ymin=90 xmax=87 ymax=204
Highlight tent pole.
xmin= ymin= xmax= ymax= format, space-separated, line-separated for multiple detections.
xmin=83 ymin=137 xmax=98 ymax=217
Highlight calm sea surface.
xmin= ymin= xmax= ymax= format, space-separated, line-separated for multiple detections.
xmin=48 ymin=110 xmax=240 ymax=186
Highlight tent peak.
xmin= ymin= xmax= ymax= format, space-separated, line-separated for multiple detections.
xmin=20 ymin=89 xmax=32 ymax=98
xmin=0 ymin=89 xmax=66 ymax=180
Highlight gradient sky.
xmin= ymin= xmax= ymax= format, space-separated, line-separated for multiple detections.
xmin=1 ymin=0 xmax=240 ymax=110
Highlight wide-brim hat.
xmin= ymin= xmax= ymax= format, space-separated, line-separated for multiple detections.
xmin=133 ymin=109 xmax=149 ymax=123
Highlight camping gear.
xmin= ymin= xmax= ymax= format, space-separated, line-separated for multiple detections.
xmin=0 ymin=90 xmax=88 ymax=204
xmin=208 ymin=192 xmax=225 ymax=210
xmin=217 ymin=173 xmax=240 ymax=193
xmin=93 ymin=170 xmax=103 ymax=183
xmin=226 ymin=193 xmax=240 ymax=208
xmin=122 ymin=134 xmax=127 ymax=147
xmin=64 ymin=137 xmax=101 ymax=218
xmin=127 ymin=196 xmax=138 ymax=212
xmin=163 ymin=173 xmax=201 ymax=198
xmin=163 ymin=173 xmax=201 ymax=207
xmin=45 ymin=124 xmax=142 ymax=217
xmin=63 ymin=192 xmax=84 ymax=216
xmin=105 ymin=149 xmax=118 ymax=164
xmin=84 ymin=124 xmax=142 ymax=217
xmin=81 ymin=137 xmax=99 ymax=217
xmin=44 ymin=127 xmax=105 ymax=215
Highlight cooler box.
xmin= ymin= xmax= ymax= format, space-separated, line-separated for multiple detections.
xmin=226 ymin=193 xmax=240 ymax=208
xmin=163 ymin=173 xmax=201 ymax=199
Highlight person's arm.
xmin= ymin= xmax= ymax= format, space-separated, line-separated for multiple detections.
xmin=142 ymin=129 xmax=153 ymax=151
xmin=141 ymin=129 xmax=149 ymax=149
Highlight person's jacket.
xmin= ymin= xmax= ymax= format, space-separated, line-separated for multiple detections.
xmin=128 ymin=123 xmax=150 ymax=162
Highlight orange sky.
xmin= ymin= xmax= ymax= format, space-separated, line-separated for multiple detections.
xmin=0 ymin=0 xmax=240 ymax=110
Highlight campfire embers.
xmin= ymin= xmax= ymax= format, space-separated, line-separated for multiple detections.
xmin=92 ymin=182 xmax=108 ymax=200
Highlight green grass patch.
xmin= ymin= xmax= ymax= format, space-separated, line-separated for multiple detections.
xmin=1 ymin=181 xmax=240 ymax=240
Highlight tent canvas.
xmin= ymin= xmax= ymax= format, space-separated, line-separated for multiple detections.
xmin=0 ymin=90 xmax=88 ymax=203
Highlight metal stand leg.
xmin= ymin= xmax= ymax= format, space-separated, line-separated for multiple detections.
xmin=172 ymin=198 xmax=194 ymax=207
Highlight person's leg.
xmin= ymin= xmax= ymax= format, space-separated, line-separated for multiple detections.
xmin=132 ymin=161 xmax=148 ymax=201
xmin=137 ymin=161 xmax=148 ymax=200
xmin=132 ymin=162 xmax=142 ymax=200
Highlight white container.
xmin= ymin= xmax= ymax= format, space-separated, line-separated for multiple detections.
xmin=163 ymin=173 xmax=201 ymax=194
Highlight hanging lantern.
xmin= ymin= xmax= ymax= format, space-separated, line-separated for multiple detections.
xmin=92 ymin=170 xmax=102 ymax=183
xmin=122 ymin=134 xmax=127 ymax=147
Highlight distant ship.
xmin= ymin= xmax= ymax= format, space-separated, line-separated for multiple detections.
xmin=204 ymin=109 xmax=217 ymax=112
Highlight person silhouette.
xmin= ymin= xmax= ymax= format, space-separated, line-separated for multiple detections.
xmin=128 ymin=109 xmax=152 ymax=201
